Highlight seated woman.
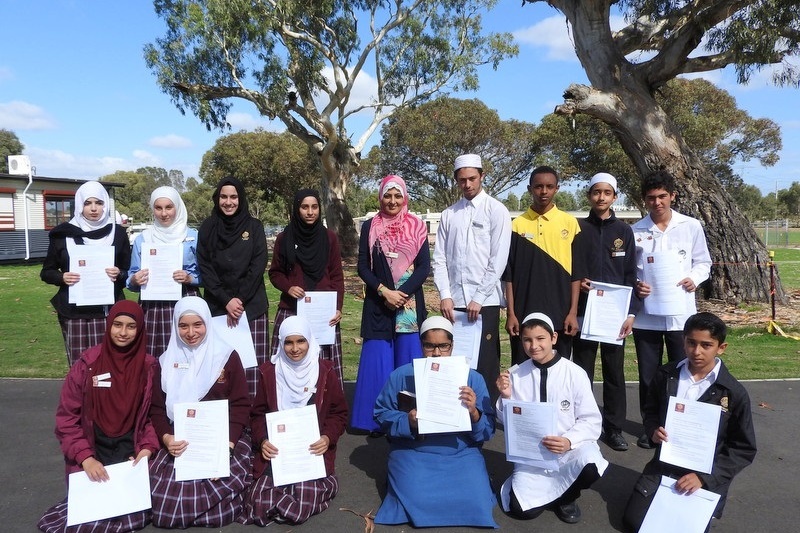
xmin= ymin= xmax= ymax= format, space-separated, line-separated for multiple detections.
xmin=373 ymin=316 xmax=498 ymax=528
xmin=496 ymin=313 xmax=608 ymax=524
xmin=240 ymin=316 xmax=348 ymax=526
xmin=148 ymin=296 xmax=252 ymax=528
xmin=38 ymin=301 xmax=159 ymax=533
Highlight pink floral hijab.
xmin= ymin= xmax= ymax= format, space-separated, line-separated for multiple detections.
xmin=367 ymin=175 xmax=427 ymax=284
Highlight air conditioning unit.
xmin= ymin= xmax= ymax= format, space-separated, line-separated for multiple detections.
xmin=7 ymin=155 xmax=31 ymax=176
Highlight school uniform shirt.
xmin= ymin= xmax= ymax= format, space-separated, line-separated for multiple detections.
xmin=127 ymin=228 xmax=202 ymax=292
xmin=496 ymin=355 xmax=608 ymax=511
xmin=640 ymin=359 xmax=756 ymax=517
xmin=632 ymin=210 xmax=712 ymax=331
xmin=432 ymin=189 xmax=511 ymax=308
xmin=576 ymin=209 xmax=641 ymax=317
xmin=503 ymin=205 xmax=581 ymax=327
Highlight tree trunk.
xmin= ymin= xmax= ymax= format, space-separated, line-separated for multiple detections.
xmin=557 ymin=82 xmax=783 ymax=303
xmin=318 ymin=145 xmax=360 ymax=259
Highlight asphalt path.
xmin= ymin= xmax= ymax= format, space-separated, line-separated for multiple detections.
xmin=1 ymin=378 xmax=796 ymax=532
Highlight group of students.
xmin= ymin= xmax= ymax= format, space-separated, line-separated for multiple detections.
xmin=38 ymin=177 xmax=348 ymax=531
xmin=37 ymin=154 xmax=756 ymax=531
xmin=354 ymin=154 xmax=755 ymax=530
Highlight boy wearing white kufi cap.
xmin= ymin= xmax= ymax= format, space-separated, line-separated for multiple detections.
xmin=431 ymin=153 xmax=511 ymax=404
xmin=572 ymin=172 xmax=641 ymax=452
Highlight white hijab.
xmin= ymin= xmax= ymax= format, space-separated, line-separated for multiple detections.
xmin=143 ymin=186 xmax=188 ymax=244
xmin=271 ymin=316 xmax=321 ymax=410
xmin=69 ymin=181 xmax=115 ymax=246
xmin=159 ymin=296 xmax=232 ymax=421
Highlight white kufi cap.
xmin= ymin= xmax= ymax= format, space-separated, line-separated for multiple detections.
xmin=588 ymin=172 xmax=617 ymax=193
xmin=454 ymin=153 xmax=482 ymax=171
xmin=419 ymin=316 xmax=454 ymax=336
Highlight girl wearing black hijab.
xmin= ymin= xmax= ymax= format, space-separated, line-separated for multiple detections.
xmin=268 ymin=189 xmax=345 ymax=386
xmin=197 ymin=177 xmax=269 ymax=398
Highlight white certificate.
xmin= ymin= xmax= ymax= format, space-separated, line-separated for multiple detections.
xmin=140 ymin=243 xmax=182 ymax=301
xmin=580 ymin=281 xmax=632 ymax=345
xmin=502 ymin=399 xmax=560 ymax=470
xmin=212 ymin=311 xmax=258 ymax=368
xmin=173 ymin=399 xmax=230 ymax=481
xmin=265 ymin=404 xmax=327 ymax=486
xmin=659 ymin=396 xmax=721 ymax=474
xmin=640 ymin=476 xmax=721 ymax=533
xmin=296 ymin=291 xmax=337 ymax=345
xmin=66 ymin=457 xmax=151 ymax=526
xmin=642 ymin=249 xmax=687 ymax=316
xmin=414 ymin=356 xmax=471 ymax=434
xmin=67 ymin=243 xmax=115 ymax=306
xmin=452 ymin=310 xmax=482 ymax=369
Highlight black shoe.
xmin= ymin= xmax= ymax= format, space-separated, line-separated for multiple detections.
xmin=604 ymin=431 xmax=629 ymax=451
xmin=637 ymin=433 xmax=655 ymax=449
xmin=555 ymin=501 xmax=581 ymax=524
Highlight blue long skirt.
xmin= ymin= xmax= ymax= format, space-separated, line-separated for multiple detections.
xmin=350 ymin=334 xmax=421 ymax=431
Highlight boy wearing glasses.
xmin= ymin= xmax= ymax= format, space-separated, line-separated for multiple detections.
xmin=373 ymin=316 xmax=497 ymax=528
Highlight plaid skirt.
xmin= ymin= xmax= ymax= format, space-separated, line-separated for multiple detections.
xmin=61 ymin=317 xmax=106 ymax=367
xmin=239 ymin=473 xmax=339 ymax=526
xmin=270 ymin=308 xmax=344 ymax=387
xmin=149 ymin=433 xmax=253 ymax=528
xmin=246 ymin=314 xmax=269 ymax=399
xmin=37 ymin=499 xmax=150 ymax=533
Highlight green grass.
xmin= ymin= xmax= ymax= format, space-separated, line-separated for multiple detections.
xmin=2 ymin=262 xmax=800 ymax=380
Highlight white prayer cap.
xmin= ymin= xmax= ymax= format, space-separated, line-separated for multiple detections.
xmin=521 ymin=312 xmax=555 ymax=333
xmin=588 ymin=172 xmax=617 ymax=193
xmin=419 ymin=316 xmax=454 ymax=337
xmin=454 ymin=153 xmax=482 ymax=171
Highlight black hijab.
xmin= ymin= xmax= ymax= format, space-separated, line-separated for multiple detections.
xmin=280 ymin=189 xmax=329 ymax=288
xmin=207 ymin=177 xmax=252 ymax=251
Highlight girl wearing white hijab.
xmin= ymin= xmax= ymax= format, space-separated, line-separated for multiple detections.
xmin=41 ymin=180 xmax=131 ymax=366
xmin=127 ymin=186 xmax=201 ymax=356
xmin=148 ymin=296 xmax=252 ymax=529
xmin=240 ymin=316 xmax=348 ymax=526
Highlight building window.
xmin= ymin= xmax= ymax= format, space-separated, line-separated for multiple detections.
xmin=44 ymin=191 xmax=75 ymax=229
xmin=0 ymin=190 xmax=14 ymax=231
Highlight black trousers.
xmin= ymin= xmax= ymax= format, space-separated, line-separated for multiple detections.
xmin=632 ymin=328 xmax=684 ymax=417
xmin=457 ymin=305 xmax=501 ymax=405
xmin=572 ymin=334 xmax=627 ymax=433
xmin=508 ymin=463 xmax=600 ymax=520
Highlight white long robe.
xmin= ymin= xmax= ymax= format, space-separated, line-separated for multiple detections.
xmin=496 ymin=356 xmax=609 ymax=511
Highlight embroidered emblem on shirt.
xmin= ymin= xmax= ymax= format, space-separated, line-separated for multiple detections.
xmin=217 ymin=369 xmax=227 ymax=383
xmin=242 ymin=231 xmax=250 ymax=241
xmin=561 ymin=229 xmax=569 ymax=239
xmin=720 ymin=396 xmax=729 ymax=412
xmin=613 ymin=238 xmax=623 ymax=251
xmin=560 ymin=399 xmax=571 ymax=411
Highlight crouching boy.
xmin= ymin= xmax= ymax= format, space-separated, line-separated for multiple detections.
xmin=623 ymin=312 xmax=756 ymax=531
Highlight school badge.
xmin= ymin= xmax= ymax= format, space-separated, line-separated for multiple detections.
xmin=720 ymin=396 xmax=729 ymax=412
xmin=560 ymin=399 xmax=571 ymax=411
xmin=613 ymin=238 xmax=623 ymax=252
xmin=217 ymin=368 xmax=227 ymax=383
xmin=242 ymin=231 xmax=250 ymax=240
xmin=561 ymin=229 xmax=569 ymax=239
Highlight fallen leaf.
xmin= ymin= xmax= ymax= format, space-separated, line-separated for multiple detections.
xmin=758 ymin=401 xmax=773 ymax=410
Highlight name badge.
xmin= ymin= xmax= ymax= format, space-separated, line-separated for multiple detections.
xmin=612 ymin=251 xmax=626 ymax=257
xmin=385 ymin=251 xmax=399 ymax=259
xmin=302 ymin=386 xmax=318 ymax=394
xmin=173 ymin=362 xmax=191 ymax=369
xmin=523 ymin=232 xmax=535 ymax=239
xmin=92 ymin=372 xmax=111 ymax=388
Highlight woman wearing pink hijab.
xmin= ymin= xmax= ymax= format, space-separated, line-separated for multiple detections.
xmin=350 ymin=175 xmax=430 ymax=436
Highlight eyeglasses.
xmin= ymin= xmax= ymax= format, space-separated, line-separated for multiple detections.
xmin=422 ymin=342 xmax=452 ymax=352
